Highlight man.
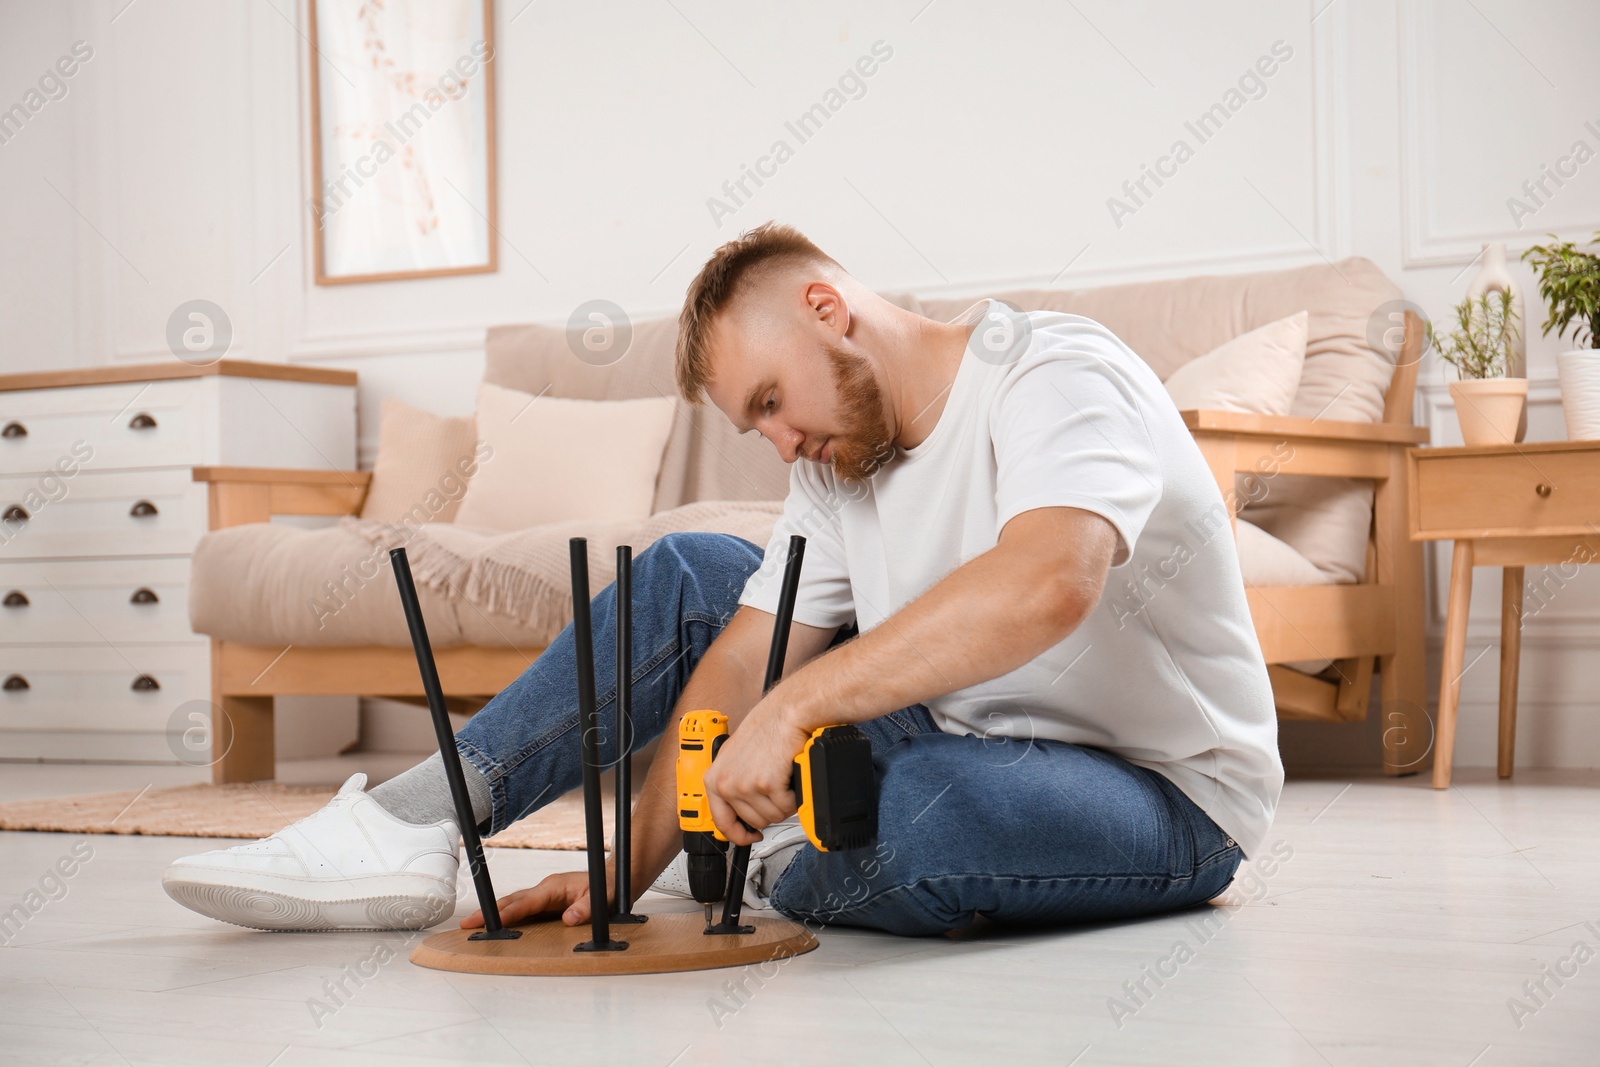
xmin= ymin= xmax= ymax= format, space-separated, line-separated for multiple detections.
xmin=164 ymin=223 xmax=1281 ymax=937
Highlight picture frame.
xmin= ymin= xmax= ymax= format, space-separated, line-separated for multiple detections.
xmin=307 ymin=0 xmax=498 ymax=285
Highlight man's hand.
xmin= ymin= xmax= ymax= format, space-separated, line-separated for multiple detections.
xmin=701 ymin=695 xmax=812 ymax=847
xmin=460 ymin=870 xmax=607 ymax=929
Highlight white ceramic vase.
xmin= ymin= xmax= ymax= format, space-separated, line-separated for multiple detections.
xmin=1449 ymin=377 xmax=1528 ymax=447
xmin=1556 ymin=349 xmax=1600 ymax=440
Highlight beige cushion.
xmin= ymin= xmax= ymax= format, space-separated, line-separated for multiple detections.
xmin=1239 ymin=479 xmax=1373 ymax=583
xmin=1236 ymin=519 xmax=1335 ymax=674
xmin=1162 ymin=311 xmax=1307 ymax=416
xmin=453 ymin=384 xmax=676 ymax=533
xmin=358 ymin=397 xmax=479 ymax=524
xmin=187 ymin=522 xmax=546 ymax=649
xmin=483 ymin=318 xmax=789 ymax=512
xmin=1236 ymin=518 xmax=1333 ymax=588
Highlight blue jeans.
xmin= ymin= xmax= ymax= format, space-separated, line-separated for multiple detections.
xmin=456 ymin=532 xmax=1243 ymax=937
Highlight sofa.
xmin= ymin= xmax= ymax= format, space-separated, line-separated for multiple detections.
xmin=189 ymin=257 xmax=1428 ymax=782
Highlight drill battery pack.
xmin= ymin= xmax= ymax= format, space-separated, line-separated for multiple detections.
xmin=789 ymin=724 xmax=877 ymax=852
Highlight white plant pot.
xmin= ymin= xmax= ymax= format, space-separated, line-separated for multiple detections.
xmin=1449 ymin=377 xmax=1527 ymax=447
xmin=1556 ymin=348 xmax=1600 ymax=440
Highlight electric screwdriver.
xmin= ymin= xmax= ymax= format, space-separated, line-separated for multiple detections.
xmin=676 ymin=709 xmax=733 ymax=918
xmin=676 ymin=709 xmax=876 ymax=925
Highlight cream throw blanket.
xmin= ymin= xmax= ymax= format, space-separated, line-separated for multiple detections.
xmin=339 ymin=500 xmax=782 ymax=643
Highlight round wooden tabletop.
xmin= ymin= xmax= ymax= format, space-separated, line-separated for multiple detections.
xmin=409 ymin=912 xmax=819 ymax=976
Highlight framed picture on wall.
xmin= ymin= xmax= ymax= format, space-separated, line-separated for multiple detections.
xmin=308 ymin=0 xmax=497 ymax=285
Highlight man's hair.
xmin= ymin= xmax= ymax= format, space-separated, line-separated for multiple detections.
xmin=675 ymin=221 xmax=840 ymax=403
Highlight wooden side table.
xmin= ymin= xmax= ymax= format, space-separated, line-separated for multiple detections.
xmin=1408 ymin=440 xmax=1600 ymax=788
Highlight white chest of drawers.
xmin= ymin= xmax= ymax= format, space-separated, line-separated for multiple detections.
xmin=0 ymin=361 xmax=356 ymax=763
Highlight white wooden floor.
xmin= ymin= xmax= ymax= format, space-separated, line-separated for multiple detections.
xmin=2 ymin=764 xmax=1598 ymax=1066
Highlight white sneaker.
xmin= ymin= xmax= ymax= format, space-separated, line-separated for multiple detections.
xmin=649 ymin=816 xmax=811 ymax=910
xmin=161 ymin=773 xmax=460 ymax=932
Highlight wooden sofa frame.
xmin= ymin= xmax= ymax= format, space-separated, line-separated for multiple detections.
xmin=1187 ymin=312 xmax=1430 ymax=775
xmin=195 ymin=314 xmax=1429 ymax=783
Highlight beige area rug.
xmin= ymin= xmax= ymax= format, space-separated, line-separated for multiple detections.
xmin=0 ymin=782 xmax=617 ymax=851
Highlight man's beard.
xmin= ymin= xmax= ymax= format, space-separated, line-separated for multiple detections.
xmin=824 ymin=345 xmax=894 ymax=483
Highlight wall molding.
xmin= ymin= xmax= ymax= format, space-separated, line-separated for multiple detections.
xmin=1397 ymin=0 xmax=1597 ymax=269
xmin=290 ymin=325 xmax=486 ymax=363
xmin=919 ymin=8 xmax=1351 ymax=300
xmin=284 ymin=243 xmax=1367 ymax=366
xmin=1436 ymin=626 xmax=1600 ymax=648
xmin=1415 ymin=369 xmax=1562 ymax=400
xmin=899 ymin=243 xmax=1358 ymax=305
xmin=1311 ymin=0 xmax=1351 ymax=262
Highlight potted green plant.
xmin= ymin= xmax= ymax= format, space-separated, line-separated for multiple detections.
xmin=1522 ymin=230 xmax=1600 ymax=440
xmin=1438 ymin=289 xmax=1524 ymax=446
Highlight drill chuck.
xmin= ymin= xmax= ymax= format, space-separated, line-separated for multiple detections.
xmin=683 ymin=829 xmax=729 ymax=905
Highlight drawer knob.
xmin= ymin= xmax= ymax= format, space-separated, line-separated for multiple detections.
xmin=1 ymin=421 xmax=24 ymax=439
xmin=131 ymin=674 xmax=160 ymax=691
xmin=3 ymin=505 xmax=28 ymax=524
xmin=1535 ymin=483 xmax=1553 ymax=498
xmin=3 ymin=674 xmax=28 ymax=691
xmin=128 ymin=412 xmax=158 ymax=430
xmin=2 ymin=591 xmax=27 ymax=607
xmin=130 ymin=587 xmax=159 ymax=604
xmin=129 ymin=500 xmax=159 ymax=518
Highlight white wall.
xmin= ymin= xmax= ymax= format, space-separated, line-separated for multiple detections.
xmin=1 ymin=0 xmax=1597 ymax=770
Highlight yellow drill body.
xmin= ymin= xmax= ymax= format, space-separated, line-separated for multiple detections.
xmin=677 ymin=712 xmax=876 ymax=855
xmin=676 ymin=710 xmax=728 ymax=841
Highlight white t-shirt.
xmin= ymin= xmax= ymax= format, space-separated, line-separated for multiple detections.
xmin=739 ymin=300 xmax=1283 ymax=857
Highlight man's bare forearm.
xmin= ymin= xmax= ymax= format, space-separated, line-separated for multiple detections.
xmin=777 ymin=508 xmax=1117 ymax=735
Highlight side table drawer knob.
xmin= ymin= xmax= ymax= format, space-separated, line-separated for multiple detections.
xmin=129 ymin=500 xmax=159 ymax=518
xmin=130 ymin=587 xmax=159 ymax=604
xmin=128 ymin=412 xmax=158 ymax=430
xmin=1 ymin=421 xmax=25 ymax=438
xmin=131 ymin=674 xmax=160 ymax=691
xmin=3 ymin=505 xmax=28 ymax=524
xmin=3 ymin=591 xmax=27 ymax=607
xmin=3 ymin=674 xmax=29 ymax=691
xmin=1535 ymin=483 xmax=1552 ymax=498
